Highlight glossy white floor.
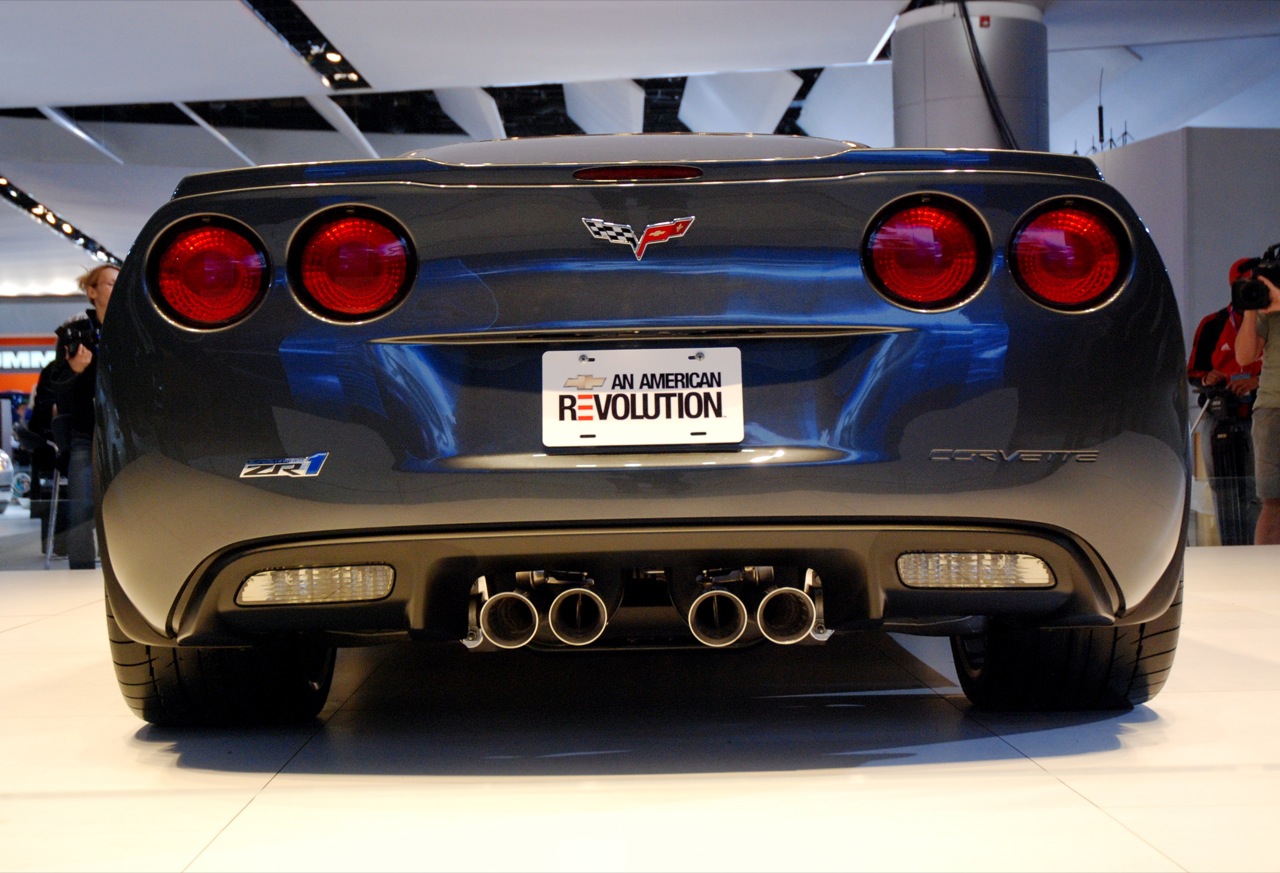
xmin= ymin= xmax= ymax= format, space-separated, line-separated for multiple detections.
xmin=1 ymin=502 xmax=1278 ymax=873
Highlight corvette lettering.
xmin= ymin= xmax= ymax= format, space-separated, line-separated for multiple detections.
xmin=582 ymin=216 xmax=695 ymax=260
xmin=240 ymin=452 xmax=329 ymax=478
xmin=929 ymin=449 xmax=1099 ymax=463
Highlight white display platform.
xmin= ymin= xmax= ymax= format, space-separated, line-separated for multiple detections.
xmin=1 ymin=500 xmax=1277 ymax=872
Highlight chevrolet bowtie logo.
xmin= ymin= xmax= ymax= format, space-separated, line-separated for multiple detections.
xmin=564 ymin=374 xmax=606 ymax=391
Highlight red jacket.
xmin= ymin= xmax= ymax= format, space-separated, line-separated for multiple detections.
xmin=1187 ymin=305 xmax=1263 ymax=387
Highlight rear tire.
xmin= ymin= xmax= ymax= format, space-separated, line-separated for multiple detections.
xmin=106 ymin=595 xmax=336 ymax=727
xmin=950 ymin=581 xmax=1183 ymax=710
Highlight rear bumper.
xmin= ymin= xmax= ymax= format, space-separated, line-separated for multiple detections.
xmin=98 ymin=422 xmax=1189 ymax=645
xmin=104 ymin=515 xmax=1185 ymax=648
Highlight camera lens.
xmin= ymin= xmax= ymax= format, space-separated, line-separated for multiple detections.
xmin=1232 ymin=278 xmax=1272 ymax=311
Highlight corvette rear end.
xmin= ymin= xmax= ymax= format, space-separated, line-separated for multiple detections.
xmin=95 ymin=134 xmax=1187 ymax=724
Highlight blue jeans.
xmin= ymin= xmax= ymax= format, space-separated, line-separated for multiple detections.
xmin=66 ymin=433 xmax=96 ymax=569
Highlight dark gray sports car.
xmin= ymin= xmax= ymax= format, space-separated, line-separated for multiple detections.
xmin=96 ymin=133 xmax=1188 ymax=725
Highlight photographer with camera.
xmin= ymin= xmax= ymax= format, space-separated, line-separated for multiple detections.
xmin=1188 ymin=258 xmax=1263 ymax=544
xmin=1233 ymin=244 xmax=1280 ymax=546
xmin=44 ymin=264 xmax=117 ymax=569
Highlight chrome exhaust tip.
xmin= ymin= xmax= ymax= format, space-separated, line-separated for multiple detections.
xmin=757 ymin=586 xmax=817 ymax=645
xmin=478 ymin=590 xmax=539 ymax=649
xmin=547 ymin=586 xmax=609 ymax=646
xmin=687 ymin=588 xmax=749 ymax=647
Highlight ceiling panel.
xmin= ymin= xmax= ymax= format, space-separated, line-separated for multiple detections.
xmin=1041 ymin=0 xmax=1280 ymax=50
xmin=2 ymin=0 xmax=1280 ymax=296
xmin=0 ymin=0 xmax=322 ymax=109
xmin=299 ymin=0 xmax=901 ymax=91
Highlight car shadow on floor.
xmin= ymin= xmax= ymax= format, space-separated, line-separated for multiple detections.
xmin=135 ymin=632 xmax=1155 ymax=776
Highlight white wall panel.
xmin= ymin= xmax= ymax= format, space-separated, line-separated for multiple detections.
xmin=564 ymin=80 xmax=644 ymax=135
xmin=435 ymin=87 xmax=506 ymax=141
xmin=678 ymin=70 xmax=801 ymax=135
xmin=797 ymin=64 xmax=894 ymax=147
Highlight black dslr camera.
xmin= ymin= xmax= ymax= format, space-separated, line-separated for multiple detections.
xmin=56 ymin=319 xmax=98 ymax=358
xmin=1202 ymin=385 xmax=1251 ymax=420
xmin=1232 ymin=243 xmax=1280 ymax=310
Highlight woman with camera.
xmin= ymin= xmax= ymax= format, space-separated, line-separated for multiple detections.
xmin=1234 ymin=256 xmax=1280 ymax=546
xmin=45 ymin=264 xmax=117 ymax=569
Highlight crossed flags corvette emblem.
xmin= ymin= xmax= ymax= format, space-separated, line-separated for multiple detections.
xmin=582 ymin=216 xmax=695 ymax=260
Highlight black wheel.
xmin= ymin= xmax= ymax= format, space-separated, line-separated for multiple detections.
xmin=106 ymin=595 xmax=336 ymax=727
xmin=950 ymin=581 xmax=1183 ymax=710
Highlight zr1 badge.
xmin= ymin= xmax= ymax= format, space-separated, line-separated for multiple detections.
xmin=240 ymin=452 xmax=328 ymax=478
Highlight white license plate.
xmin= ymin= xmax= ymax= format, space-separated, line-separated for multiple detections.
xmin=542 ymin=347 xmax=744 ymax=448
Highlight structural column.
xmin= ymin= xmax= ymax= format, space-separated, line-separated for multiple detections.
xmin=892 ymin=1 xmax=1048 ymax=150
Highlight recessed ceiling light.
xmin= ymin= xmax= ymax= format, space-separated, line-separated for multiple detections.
xmin=241 ymin=0 xmax=368 ymax=91
xmin=0 ymin=171 xmax=121 ymax=272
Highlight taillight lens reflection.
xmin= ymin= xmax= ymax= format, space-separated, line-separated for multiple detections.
xmin=1011 ymin=205 xmax=1126 ymax=310
xmin=154 ymin=224 xmax=267 ymax=328
xmin=296 ymin=214 xmax=411 ymax=320
xmin=865 ymin=201 xmax=986 ymax=310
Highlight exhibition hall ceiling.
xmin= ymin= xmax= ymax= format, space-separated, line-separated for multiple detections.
xmin=1 ymin=0 xmax=1279 ymax=295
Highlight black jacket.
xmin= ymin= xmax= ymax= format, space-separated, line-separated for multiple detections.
xmin=46 ymin=309 xmax=102 ymax=437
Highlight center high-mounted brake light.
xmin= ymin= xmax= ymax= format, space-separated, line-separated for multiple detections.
xmin=573 ymin=165 xmax=703 ymax=182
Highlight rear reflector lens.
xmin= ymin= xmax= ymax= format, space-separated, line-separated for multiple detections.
xmin=237 ymin=565 xmax=394 ymax=606
xmin=865 ymin=199 xmax=987 ymax=310
xmin=897 ymin=553 xmax=1055 ymax=589
xmin=296 ymin=212 xmax=412 ymax=320
xmin=1010 ymin=204 xmax=1126 ymax=310
xmin=154 ymin=222 xmax=267 ymax=327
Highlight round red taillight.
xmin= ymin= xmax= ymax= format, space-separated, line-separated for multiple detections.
xmin=865 ymin=200 xmax=987 ymax=310
xmin=154 ymin=223 xmax=267 ymax=327
xmin=1010 ymin=205 xmax=1126 ymax=310
xmin=296 ymin=214 xmax=411 ymax=320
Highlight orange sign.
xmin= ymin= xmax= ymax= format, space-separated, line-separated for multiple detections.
xmin=0 ymin=335 xmax=57 ymax=395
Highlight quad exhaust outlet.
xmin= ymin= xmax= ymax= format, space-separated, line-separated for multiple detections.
xmin=674 ymin=566 xmax=830 ymax=648
xmin=546 ymin=584 xmax=610 ymax=646
xmin=467 ymin=571 xmax=612 ymax=649
xmin=476 ymin=589 xmax=539 ymax=649
xmin=466 ymin=566 xmax=829 ymax=650
xmin=757 ymin=583 xmax=818 ymax=645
